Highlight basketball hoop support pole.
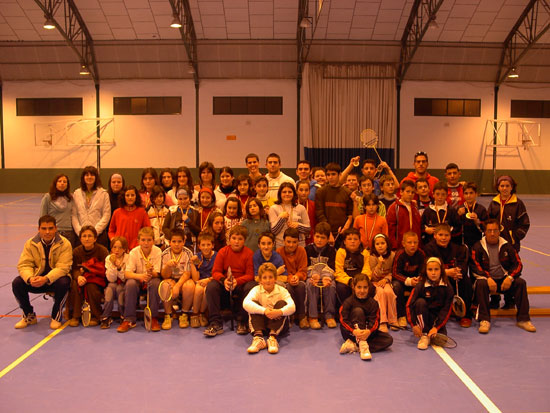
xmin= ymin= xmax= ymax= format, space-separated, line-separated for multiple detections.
xmin=492 ymin=86 xmax=499 ymax=188
xmin=95 ymin=83 xmax=100 ymax=169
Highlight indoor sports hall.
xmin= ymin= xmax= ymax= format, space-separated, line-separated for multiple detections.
xmin=0 ymin=1 xmax=549 ymax=412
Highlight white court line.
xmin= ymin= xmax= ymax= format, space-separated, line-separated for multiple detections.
xmin=0 ymin=195 xmax=39 ymax=208
xmin=433 ymin=345 xmax=502 ymax=413
xmin=522 ymin=246 xmax=550 ymax=257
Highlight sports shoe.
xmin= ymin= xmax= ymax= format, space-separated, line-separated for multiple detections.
xmin=204 ymin=323 xmax=224 ymax=337
xmin=398 ymin=316 xmax=407 ymax=328
xmin=378 ymin=323 xmax=389 ymax=333
xmin=190 ymin=315 xmax=200 ymax=328
xmin=390 ymin=323 xmax=400 ymax=331
xmin=339 ymin=339 xmax=358 ymax=354
xmin=237 ymin=322 xmax=249 ymax=335
xmin=88 ymin=319 xmax=99 ymax=327
xmin=478 ymin=320 xmax=491 ymax=334
xmin=162 ymin=314 xmax=172 ymax=330
xmin=151 ymin=318 xmax=161 ymax=332
xmin=100 ymin=318 xmax=112 ymax=329
xmin=417 ymin=334 xmax=430 ymax=350
xmin=179 ymin=313 xmax=189 ymax=328
xmin=326 ymin=318 xmax=337 ymax=329
xmin=68 ymin=318 xmax=79 ymax=327
xmin=517 ymin=320 xmax=536 ymax=333
xmin=298 ymin=316 xmax=310 ymax=330
xmin=117 ymin=320 xmax=136 ymax=333
xmin=247 ymin=336 xmax=267 ymax=354
xmin=309 ymin=318 xmax=322 ymax=330
xmin=199 ymin=314 xmax=209 ymax=327
xmin=459 ymin=317 xmax=472 ymax=328
xmin=50 ymin=318 xmax=62 ymax=329
xmin=359 ymin=340 xmax=372 ymax=360
xmin=267 ymin=336 xmax=279 ymax=354
xmin=14 ymin=313 xmax=37 ymax=329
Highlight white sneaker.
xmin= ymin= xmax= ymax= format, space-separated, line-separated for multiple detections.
xmin=247 ymin=336 xmax=267 ymax=354
xmin=478 ymin=320 xmax=491 ymax=334
xmin=417 ymin=334 xmax=430 ymax=350
xmin=267 ymin=336 xmax=279 ymax=354
xmin=162 ymin=315 xmax=172 ymax=330
xmin=359 ymin=341 xmax=372 ymax=360
xmin=50 ymin=318 xmax=62 ymax=329
xmin=339 ymin=339 xmax=358 ymax=354
xmin=15 ymin=313 xmax=37 ymax=329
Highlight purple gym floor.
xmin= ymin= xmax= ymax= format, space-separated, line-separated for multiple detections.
xmin=1 ymin=194 xmax=549 ymax=413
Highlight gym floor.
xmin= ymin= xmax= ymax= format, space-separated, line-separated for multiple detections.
xmin=0 ymin=194 xmax=548 ymax=413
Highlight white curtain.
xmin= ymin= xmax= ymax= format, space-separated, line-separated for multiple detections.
xmin=301 ymin=63 xmax=396 ymax=158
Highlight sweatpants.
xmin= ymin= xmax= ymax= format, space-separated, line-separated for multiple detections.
xmin=123 ymin=278 xmax=161 ymax=323
xmin=306 ymin=280 xmax=336 ymax=319
xmin=339 ymin=307 xmax=393 ymax=352
xmin=392 ymin=279 xmax=413 ymax=318
xmin=205 ymin=279 xmax=256 ymax=326
xmin=336 ymin=281 xmax=352 ymax=306
xmin=248 ymin=300 xmax=289 ymax=337
xmin=285 ymin=281 xmax=306 ymax=318
xmin=12 ymin=275 xmax=70 ymax=321
xmin=69 ymin=279 xmax=104 ymax=320
xmin=411 ymin=298 xmax=448 ymax=335
xmin=475 ymin=276 xmax=530 ymax=322
xmin=101 ymin=282 xmax=125 ymax=319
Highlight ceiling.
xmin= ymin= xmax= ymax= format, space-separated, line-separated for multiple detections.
xmin=0 ymin=0 xmax=549 ymax=82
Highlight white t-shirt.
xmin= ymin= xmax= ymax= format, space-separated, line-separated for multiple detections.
xmin=266 ymin=172 xmax=295 ymax=199
xmin=127 ymin=245 xmax=162 ymax=274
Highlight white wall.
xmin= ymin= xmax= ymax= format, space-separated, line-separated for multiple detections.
xmin=400 ymin=80 xmax=549 ymax=171
xmin=198 ymin=79 xmax=297 ymax=169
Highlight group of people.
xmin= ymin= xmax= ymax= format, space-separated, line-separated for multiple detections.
xmin=12 ymin=150 xmax=536 ymax=361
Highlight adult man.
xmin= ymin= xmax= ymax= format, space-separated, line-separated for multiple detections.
xmin=12 ymin=215 xmax=72 ymax=329
xmin=296 ymin=160 xmax=311 ymax=183
xmin=245 ymin=153 xmax=263 ymax=182
xmin=401 ymin=151 xmax=439 ymax=195
xmin=266 ymin=152 xmax=295 ymax=199
xmin=470 ymin=219 xmax=535 ymax=334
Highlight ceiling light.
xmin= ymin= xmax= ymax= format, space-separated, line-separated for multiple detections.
xmin=428 ymin=17 xmax=439 ymax=29
xmin=299 ymin=17 xmax=312 ymax=28
xmin=170 ymin=16 xmax=182 ymax=28
xmin=79 ymin=64 xmax=90 ymax=75
xmin=187 ymin=63 xmax=195 ymax=74
xmin=508 ymin=67 xmax=519 ymax=78
xmin=43 ymin=17 xmax=55 ymax=30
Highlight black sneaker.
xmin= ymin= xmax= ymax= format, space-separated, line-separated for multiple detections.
xmin=236 ymin=322 xmax=249 ymax=335
xmin=100 ymin=317 xmax=113 ymax=329
xmin=204 ymin=323 xmax=224 ymax=337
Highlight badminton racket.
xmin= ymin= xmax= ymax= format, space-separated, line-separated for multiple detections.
xmin=360 ymin=129 xmax=383 ymax=164
xmin=81 ymin=288 xmax=91 ymax=327
xmin=430 ymin=332 xmax=457 ymax=349
xmin=451 ymin=278 xmax=466 ymax=318
xmin=144 ymin=282 xmax=152 ymax=331
xmin=158 ymin=279 xmax=173 ymax=302
xmin=227 ymin=266 xmax=235 ymax=331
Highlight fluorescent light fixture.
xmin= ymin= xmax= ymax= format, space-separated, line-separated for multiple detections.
xmin=299 ymin=17 xmax=312 ymax=28
xmin=43 ymin=17 xmax=55 ymax=30
xmin=79 ymin=64 xmax=90 ymax=75
xmin=508 ymin=67 xmax=519 ymax=78
xmin=170 ymin=16 xmax=182 ymax=28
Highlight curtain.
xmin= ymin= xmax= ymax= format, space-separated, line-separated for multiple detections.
xmin=301 ymin=63 xmax=397 ymax=168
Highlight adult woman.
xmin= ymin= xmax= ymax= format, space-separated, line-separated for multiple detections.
xmin=40 ymin=174 xmax=76 ymax=246
xmin=268 ymin=182 xmax=311 ymax=248
xmin=107 ymin=173 xmax=125 ymax=219
xmin=72 ymin=166 xmax=111 ymax=248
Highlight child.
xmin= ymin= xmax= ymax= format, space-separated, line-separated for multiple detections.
xmin=146 ymin=185 xmax=170 ymax=249
xmin=241 ymin=197 xmax=271 ymax=252
xmin=253 ymin=232 xmax=286 ymax=278
xmin=415 ymin=178 xmax=432 ymax=216
xmin=296 ymin=180 xmax=316 ymax=244
xmin=190 ymin=232 xmax=217 ymax=327
xmin=196 ymin=187 xmax=219 ymax=231
xmin=108 ymin=185 xmax=151 ymax=249
xmin=387 ymin=179 xmax=421 ymax=250
xmin=368 ymin=234 xmax=397 ymax=332
xmin=215 ymin=166 xmax=237 ymax=211
xmin=276 ymin=228 xmax=309 ymax=329
xmin=168 ymin=166 xmax=194 ymax=205
xmin=235 ymin=174 xmax=253 ymax=210
xmin=139 ymin=167 xmax=160 ymax=209
xmin=100 ymin=236 xmax=129 ymax=329
xmin=205 ymin=211 xmax=226 ymax=251
xmin=305 ymin=222 xmax=336 ymax=270
xmin=309 ymin=166 xmax=326 ymax=201
xmin=345 ymin=172 xmax=360 ymax=194
xmin=243 ymin=263 xmax=296 ymax=354
xmin=406 ymin=257 xmax=454 ymax=350
xmin=392 ymin=231 xmax=425 ymax=328
xmin=353 ymin=193 xmax=388 ymax=250
xmin=487 ymin=175 xmax=530 ymax=253
xmin=163 ymin=188 xmax=200 ymax=252
xmin=254 ymin=176 xmax=275 ymax=213
xmin=223 ymin=197 xmax=244 ymax=242
xmin=458 ymin=182 xmax=488 ymax=248
xmin=306 ymin=262 xmax=337 ymax=330
xmin=68 ymin=226 xmax=109 ymax=327
xmin=424 ymin=224 xmax=471 ymax=327
xmin=339 ymin=274 xmax=393 ymax=360
xmin=159 ymin=168 xmax=175 ymax=194
xmin=379 ymin=175 xmax=397 ymax=212
xmin=204 ymin=225 xmax=255 ymax=337
xmin=352 ymin=176 xmax=386 ymax=218
xmin=334 ymin=228 xmax=371 ymax=304
xmin=107 ymin=173 xmax=125 ymax=221
xmin=195 ymin=161 xmax=216 ymax=193
xmin=444 ymin=163 xmax=465 ymax=208
xmin=159 ymin=229 xmax=197 ymax=330
xmin=421 ymin=182 xmax=461 ymax=245
xmin=117 ymin=227 xmax=163 ymax=332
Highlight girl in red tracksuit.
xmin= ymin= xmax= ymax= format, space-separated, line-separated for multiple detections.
xmin=407 ymin=257 xmax=454 ymax=350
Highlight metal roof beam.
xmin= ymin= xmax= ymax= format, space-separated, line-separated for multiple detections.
xmin=398 ymin=0 xmax=445 ymax=84
xmin=168 ymin=0 xmax=199 ymax=85
xmin=496 ymin=0 xmax=550 ymax=86
xmin=34 ymin=0 xmax=99 ymax=84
